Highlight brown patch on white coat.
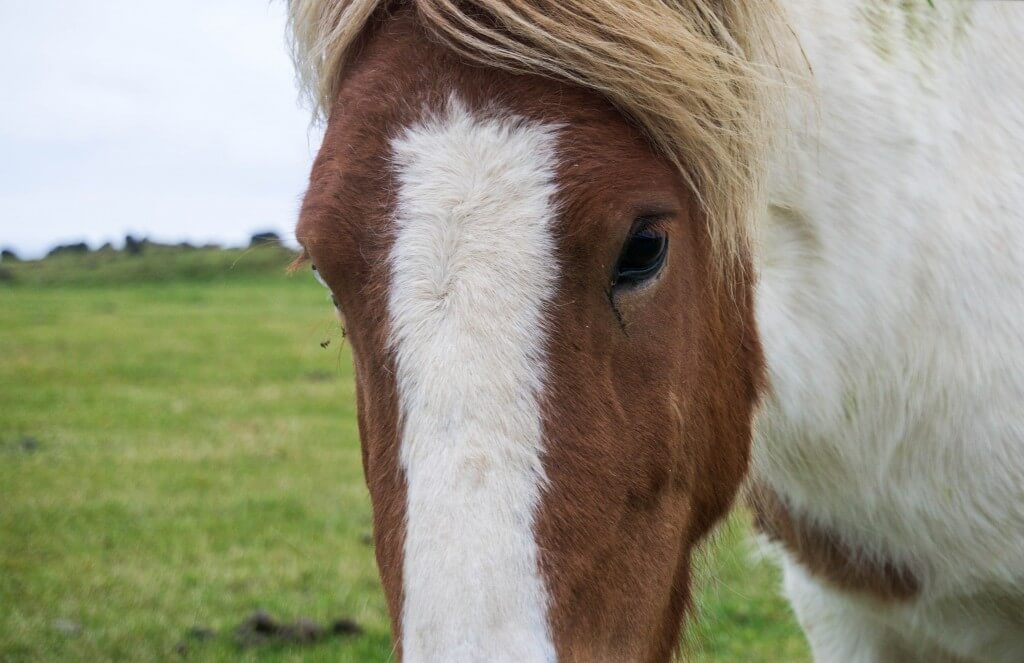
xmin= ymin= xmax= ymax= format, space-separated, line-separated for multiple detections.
xmin=749 ymin=482 xmax=921 ymax=602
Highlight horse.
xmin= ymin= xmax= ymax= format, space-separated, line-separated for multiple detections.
xmin=286 ymin=1 xmax=1024 ymax=660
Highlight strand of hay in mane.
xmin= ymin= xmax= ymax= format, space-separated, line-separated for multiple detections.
xmin=288 ymin=0 xmax=791 ymax=281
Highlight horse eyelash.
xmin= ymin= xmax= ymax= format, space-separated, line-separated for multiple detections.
xmin=288 ymin=249 xmax=310 ymax=274
xmin=633 ymin=215 xmax=672 ymax=237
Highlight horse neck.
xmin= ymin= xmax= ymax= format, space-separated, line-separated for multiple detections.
xmin=753 ymin=0 xmax=1024 ymax=548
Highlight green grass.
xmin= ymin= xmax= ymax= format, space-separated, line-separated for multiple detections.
xmin=686 ymin=520 xmax=810 ymax=662
xmin=0 ymin=244 xmax=297 ymax=288
xmin=0 ymin=249 xmax=809 ymax=661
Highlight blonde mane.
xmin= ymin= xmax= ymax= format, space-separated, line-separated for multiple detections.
xmin=287 ymin=0 xmax=789 ymax=277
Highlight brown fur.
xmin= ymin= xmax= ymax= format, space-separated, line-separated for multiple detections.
xmin=749 ymin=482 xmax=920 ymax=602
xmin=295 ymin=9 xmax=764 ymax=661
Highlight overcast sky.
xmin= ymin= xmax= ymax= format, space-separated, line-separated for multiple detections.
xmin=0 ymin=1 xmax=322 ymax=258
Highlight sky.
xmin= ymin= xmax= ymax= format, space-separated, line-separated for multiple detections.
xmin=0 ymin=1 xmax=322 ymax=258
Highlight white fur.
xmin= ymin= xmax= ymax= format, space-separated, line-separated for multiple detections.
xmin=757 ymin=2 xmax=1024 ymax=660
xmin=388 ymin=100 xmax=559 ymax=662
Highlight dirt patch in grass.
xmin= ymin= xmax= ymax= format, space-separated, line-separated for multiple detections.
xmin=233 ymin=610 xmax=363 ymax=649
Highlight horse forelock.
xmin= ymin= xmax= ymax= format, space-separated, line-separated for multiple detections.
xmin=286 ymin=0 xmax=792 ymax=284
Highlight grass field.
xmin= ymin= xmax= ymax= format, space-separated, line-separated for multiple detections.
xmin=0 ymin=248 xmax=809 ymax=661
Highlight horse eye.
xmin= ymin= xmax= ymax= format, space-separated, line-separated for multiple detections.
xmin=613 ymin=224 xmax=668 ymax=288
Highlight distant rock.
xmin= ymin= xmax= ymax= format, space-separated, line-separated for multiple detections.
xmin=233 ymin=610 xmax=362 ymax=648
xmin=249 ymin=231 xmax=281 ymax=247
xmin=46 ymin=242 xmax=89 ymax=258
xmin=124 ymin=235 xmax=145 ymax=255
xmin=331 ymin=618 xmax=363 ymax=636
xmin=234 ymin=610 xmax=280 ymax=648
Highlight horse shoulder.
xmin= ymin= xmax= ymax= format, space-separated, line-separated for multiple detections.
xmin=754 ymin=0 xmax=1024 ymax=655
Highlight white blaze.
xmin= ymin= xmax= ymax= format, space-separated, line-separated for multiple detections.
xmin=388 ymin=99 xmax=559 ymax=662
